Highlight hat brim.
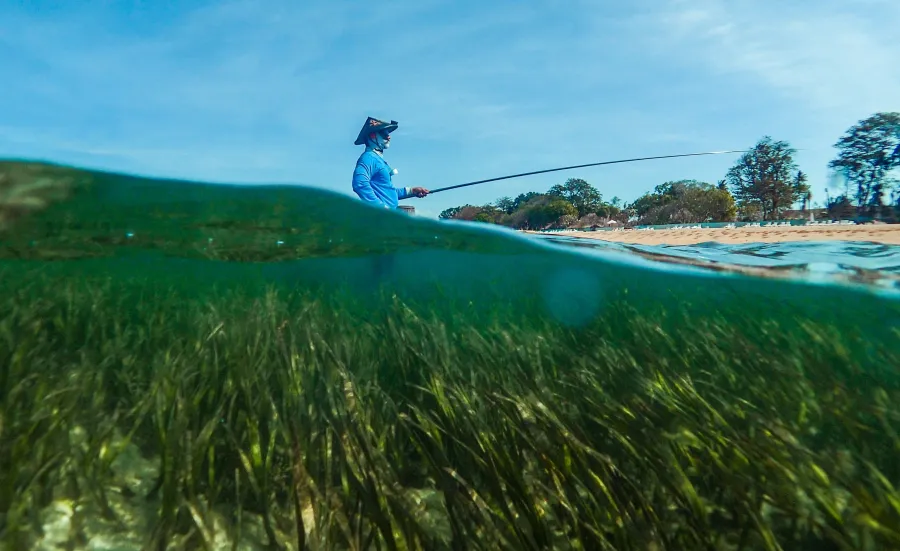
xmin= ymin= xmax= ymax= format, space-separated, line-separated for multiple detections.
xmin=354 ymin=120 xmax=398 ymax=145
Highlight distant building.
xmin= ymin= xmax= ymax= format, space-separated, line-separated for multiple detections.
xmin=398 ymin=205 xmax=415 ymax=215
xmin=782 ymin=208 xmax=828 ymax=220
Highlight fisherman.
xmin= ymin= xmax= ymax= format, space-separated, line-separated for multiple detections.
xmin=352 ymin=117 xmax=429 ymax=208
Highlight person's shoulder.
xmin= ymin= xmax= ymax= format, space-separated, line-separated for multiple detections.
xmin=358 ymin=150 xmax=387 ymax=166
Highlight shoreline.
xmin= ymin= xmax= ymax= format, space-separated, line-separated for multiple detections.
xmin=524 ymin=224 xmax=900 ymax=245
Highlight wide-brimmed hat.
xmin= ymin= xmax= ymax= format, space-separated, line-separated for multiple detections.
xmin=354 ymin=116 xmax=398 ymax=146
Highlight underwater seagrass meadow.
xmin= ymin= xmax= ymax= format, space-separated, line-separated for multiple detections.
xmin=2 ymin=160 xmax=900 ymax=550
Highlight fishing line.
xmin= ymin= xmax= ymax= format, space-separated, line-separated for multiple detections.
xmin=427 ymin=150 xmax=746 ymax=195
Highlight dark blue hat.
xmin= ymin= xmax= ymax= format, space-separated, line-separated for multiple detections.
xmin=354 ymin=116 xmax=398 ymax=145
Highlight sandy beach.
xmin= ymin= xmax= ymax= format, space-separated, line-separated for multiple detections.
xmin=527 ymin=224 xmax=900 ymax=245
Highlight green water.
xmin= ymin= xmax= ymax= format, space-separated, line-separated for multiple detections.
xmin=2 ymin=160 xmax=899 ymax=550
xmin=3 ymin=161 xmax=895 ymax=330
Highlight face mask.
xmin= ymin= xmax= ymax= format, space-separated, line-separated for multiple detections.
xmin=367 ymin=131 xmax=391 ymax=151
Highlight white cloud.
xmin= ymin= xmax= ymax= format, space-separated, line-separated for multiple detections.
xmin=645 ymin=0 xmax=900 ymax=116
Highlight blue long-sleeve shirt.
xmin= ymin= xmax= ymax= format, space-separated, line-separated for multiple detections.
xmin=352 ymin=148 xmax=412 ymax=209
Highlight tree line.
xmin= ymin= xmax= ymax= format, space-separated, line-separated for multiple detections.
xmin=439 ymin=111 xmax=900 ymax=228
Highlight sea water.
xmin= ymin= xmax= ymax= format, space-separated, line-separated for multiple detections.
xmin=1 ymin=160 xmax=899 ymax=550
xmin=541 ymin=235 xmax=900 ymax=290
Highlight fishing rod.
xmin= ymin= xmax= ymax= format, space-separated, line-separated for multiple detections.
xmin=427 ymin=150 xmax=745 ymax=195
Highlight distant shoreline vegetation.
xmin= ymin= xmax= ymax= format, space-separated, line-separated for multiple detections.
xmin=439 ymin=112 xmax=900 ymax=230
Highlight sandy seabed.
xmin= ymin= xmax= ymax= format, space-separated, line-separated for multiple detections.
xmin=528 ymin=224 xmax=900 ymax=246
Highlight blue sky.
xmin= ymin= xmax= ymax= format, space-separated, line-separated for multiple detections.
xmin=2 ymin=0 xmax=898 ymax=218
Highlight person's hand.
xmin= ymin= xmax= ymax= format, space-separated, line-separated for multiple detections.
xmin=410 ymin=186 xmax=429 ymax=198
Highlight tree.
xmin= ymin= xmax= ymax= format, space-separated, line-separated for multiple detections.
xmin=536 ymin=198 xmax=577 ymax=228
xmin=725 ymin=137 xmax=804 ymax=220
xmin=513 ymin=192 xmax=542 ymax=211
xmin=682 ymin=185 xmax=737 ymax=223
xmin=575 ymin=213 xmax=604 ymax=228
xmin=494 ymin=196 xmax=516 ymax=214
xmin=737 ymin=203 xmax=762 ymax=222
xmin=439 ymin=206 xmax=465 ymax=219
xmin=439 ymin=174 xmax=733 ymax=229
xmin=793 ymin=170 xmax=810 ymax=210
xmin=557 ymin=214 xmax=578 ymax=228
xmin=505 ymin=194 xmax=577 ymax=229
xmin=595 ymin=202 xmax=622 ymax=219
xmin=454 ymin=205 xmax=484 ymax=221
xmin=630 ymin=191 xmax=667 ymax=219
xmin=547 ymin=178 xmax=604 ymax=218
xmin=826 ymin=195 xmax=855 ymax=219
xmin=630 ymin=180 xmax=736 ymax=225
xmin=828 ymin=112 xmax=900 ymax=214
xmin=801 ymin=188 xmax=812 ymax=211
